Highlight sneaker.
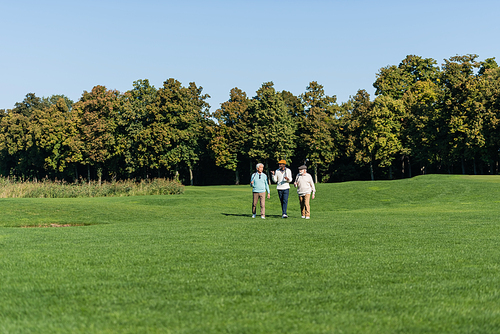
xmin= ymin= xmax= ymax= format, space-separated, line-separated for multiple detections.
xmin=301 ymin=216 xmax=306 ymax=219
xmin=261 ymin=216 xmax=265 ymax=219
xmin=306 ymin=216 xmax=310 ymax=219
xmin=252 ymin=214 xmax=256 ymax=218
xmin=282 ymin=214 xmax=288 ymax=218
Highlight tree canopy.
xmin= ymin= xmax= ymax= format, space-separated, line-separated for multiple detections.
xmin=1 ymin=54 xmax=499 ymax=184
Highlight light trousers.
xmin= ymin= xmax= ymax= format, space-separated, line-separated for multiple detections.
xmin=252 ymin=192 xmax=266 ymax=216
xmin=299 ymin=193 xmax=311 ymax=217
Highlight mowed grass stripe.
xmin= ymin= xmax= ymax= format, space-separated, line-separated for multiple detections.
xmin=0 ymin=175 xmax=499 ymax=333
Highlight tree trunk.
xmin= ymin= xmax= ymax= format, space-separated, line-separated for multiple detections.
xmin=189 ymin=166 xmax=193 ymax=186
xmin=175 ymin=164 xmax=179 ymax=182
xmin=389 ymin=165 xmax=393 ymax=180
xmin=461 ymin=158 xmax=466 ymax=175
xmin=87 ymin=165 xmax=91 ymax=185
xmin=370 ymin=160 xmax=374 ymax=181
xmin=265 ymin=161 xmax=271 ymax=185
xmin=235 ymin=170 xmax=240 ymax=185
xmin=473 ymin=158 xmax=477 ymax=175
xmin=314 ymin=163 xmax=318 ymax=183
xmin=401 ymin=155 xmax=405 ymax=177
xmin=97 ymin=166 xmax=102 ymax=186
xmin=407 ymin=156 xmax=412 ymax=178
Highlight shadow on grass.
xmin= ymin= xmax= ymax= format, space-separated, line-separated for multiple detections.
xmin=221 ymin=213 xmax=283 ymax=218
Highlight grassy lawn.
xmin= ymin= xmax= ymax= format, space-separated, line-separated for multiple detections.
xmin=1 ymin=174 xmax=499 ymax=333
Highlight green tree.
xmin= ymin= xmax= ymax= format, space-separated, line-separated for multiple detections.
xmin=478 ymin=57 xmax=498 ymax=76
xmin=280 ymin=90 xmax=305 ymax=119
xmin=43 ymin=95 xmax=74 ymax=111
xmin=374 ymin=55 xmax=443 ymax=176
xmin=247 ymin=82 xmax=297 ymax=173
xmin=0 ymin=93 xmax=50 ymax=177
xmin=72 ymin=86 xmax=122 ymax=183
xmin=209 ymin=87 xmax=251 ymax=184
xmin=374 ymin=55 xmax=440 ymax=100
xmin=440 ymin=54 xmax=484 ymax=174
xmin=477 ymin=63 xmax=500 ymax=173
xmin=119 ymin=79 xmax=159 ymax=178
xmin=345 ymin=90 xmax=403 ymax=180
xmin=30 ymin=98 xmax=78 ymax=176
xmin=298 ymin=81 xmax=341 ymax=182
xmin=156 ymin=78 xmax=210 ymax=185
xmin=402 ymin=80 xmax=443 ymax=176
xmin=0 ymin=109 xmax=33 ymax=176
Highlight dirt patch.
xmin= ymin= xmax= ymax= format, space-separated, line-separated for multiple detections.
xmin=21 ymin=223 xmax=87 ymax=228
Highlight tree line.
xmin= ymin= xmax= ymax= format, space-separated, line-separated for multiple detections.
xmin=1 ymin=54 xmax=499 ymax=185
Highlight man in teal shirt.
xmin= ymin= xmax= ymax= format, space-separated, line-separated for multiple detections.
xmin=250 ymin=163 xmax=271 ymax=219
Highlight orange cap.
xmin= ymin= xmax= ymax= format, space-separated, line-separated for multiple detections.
xmin=278 ymin=160 xmax=286 ymax=165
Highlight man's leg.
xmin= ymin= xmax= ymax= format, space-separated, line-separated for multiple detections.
xmin=282 ymin=188 xmax=289 ymax=216
xmin=278 ymin=190 xmax=285 ymax=213
xmin=304 ymin=193 xmax=311 ymax=218
xmin=259 ymin=192 xmax=266 ymax=216
xmin=299 ymin=195 xmax=305 ymax=217
xmin=252 ymin=192 xmax=259 ymax=215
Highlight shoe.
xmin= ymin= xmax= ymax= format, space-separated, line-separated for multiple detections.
xmin=252 ymin=214 xmax=256 ymax=218
xmin=282 ymin=214 xmax=288 ymax=218
xmin=301 ymin=216 xmax=305 ymax=219
xmin=261 ymin=216 xmax=265 ymax=219
xmin=306 ymin=216 xmax=310 ymax=219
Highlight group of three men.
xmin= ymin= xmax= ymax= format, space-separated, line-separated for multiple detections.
xmin=250 ymin=160 xmax=316 ymax=219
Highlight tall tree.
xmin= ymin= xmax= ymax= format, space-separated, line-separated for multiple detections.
xmin=402 ymin=80 xmax=443 ymax=176
xmin=119 ymin=79 xmax=159 ymax=178
xmin=374 ymin=55 xmax=440 ymax=100
xmin=440 ymin=54 xmax=484 ymax=174
xmin=280 ymin=90 xmax=305 ymax=119
xmin=72 ymin=86 xmax=122 ymax=183
xmin=209 ymin=87 xmax=251 ymax=184
xmin=156 ymin=78 xmax=210 ymax=185
xmin=298 ymin=81 xmax=341 ymax=182
xmin=247 ymin=82 xmax=297 ymax=173
xmin=477 ymin=61 xmax=500 ymax=173
xmin=0 ymin=93 xmax=48 ymax=177
xmin=374 ymin=55 xmax=442 ymax=176
xmin=30 ymin=98 xmax=78 ymax=176
xmin=345 ymin=90 xmax=403 ymax=180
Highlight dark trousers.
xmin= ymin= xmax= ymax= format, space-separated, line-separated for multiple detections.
xmin=278 ymin=188 xmax=289 ymax=215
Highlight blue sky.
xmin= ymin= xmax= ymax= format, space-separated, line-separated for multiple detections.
xmin=1 ymin=0 xmax=499 ymax=112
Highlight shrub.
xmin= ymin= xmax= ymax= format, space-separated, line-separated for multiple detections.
xmin=0 ymin=177 xmax=184 ymax=198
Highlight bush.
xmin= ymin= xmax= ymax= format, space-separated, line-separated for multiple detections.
xmin=0 ymin=177 xmax=184 ymax=198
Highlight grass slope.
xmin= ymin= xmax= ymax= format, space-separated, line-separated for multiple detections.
xmin=0 ymin=175 xmax=499 ymax=333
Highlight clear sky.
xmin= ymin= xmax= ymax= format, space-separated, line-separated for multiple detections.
xmin=1 ymin=0 xmax=499 ymax=112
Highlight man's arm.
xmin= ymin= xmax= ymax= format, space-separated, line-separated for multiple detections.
xmin=271 ymin=171 xmax=278 ymax=183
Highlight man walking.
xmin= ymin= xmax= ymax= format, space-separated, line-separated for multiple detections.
xmin=294 ymin=165 xmax=316 ymax=219
xmin=271 ymin=159 xmax=292 ymax=218
xmin=250 ymin=163 xmax=270 ymax=219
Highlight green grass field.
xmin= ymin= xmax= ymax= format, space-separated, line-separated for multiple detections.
xmin=1 ymin=174 xmax=499 ymax=333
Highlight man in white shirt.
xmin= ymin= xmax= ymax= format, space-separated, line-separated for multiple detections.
xmin=294 ymin=165 xmax=316 ymax=219
xmin=271 ymin=159 xmax=292 ymax=218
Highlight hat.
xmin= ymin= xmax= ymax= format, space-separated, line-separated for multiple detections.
xmin=278 ymin=159 xmax=286 ymax=165
xmin=298 ymin=165 xmax=307 ymax=170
